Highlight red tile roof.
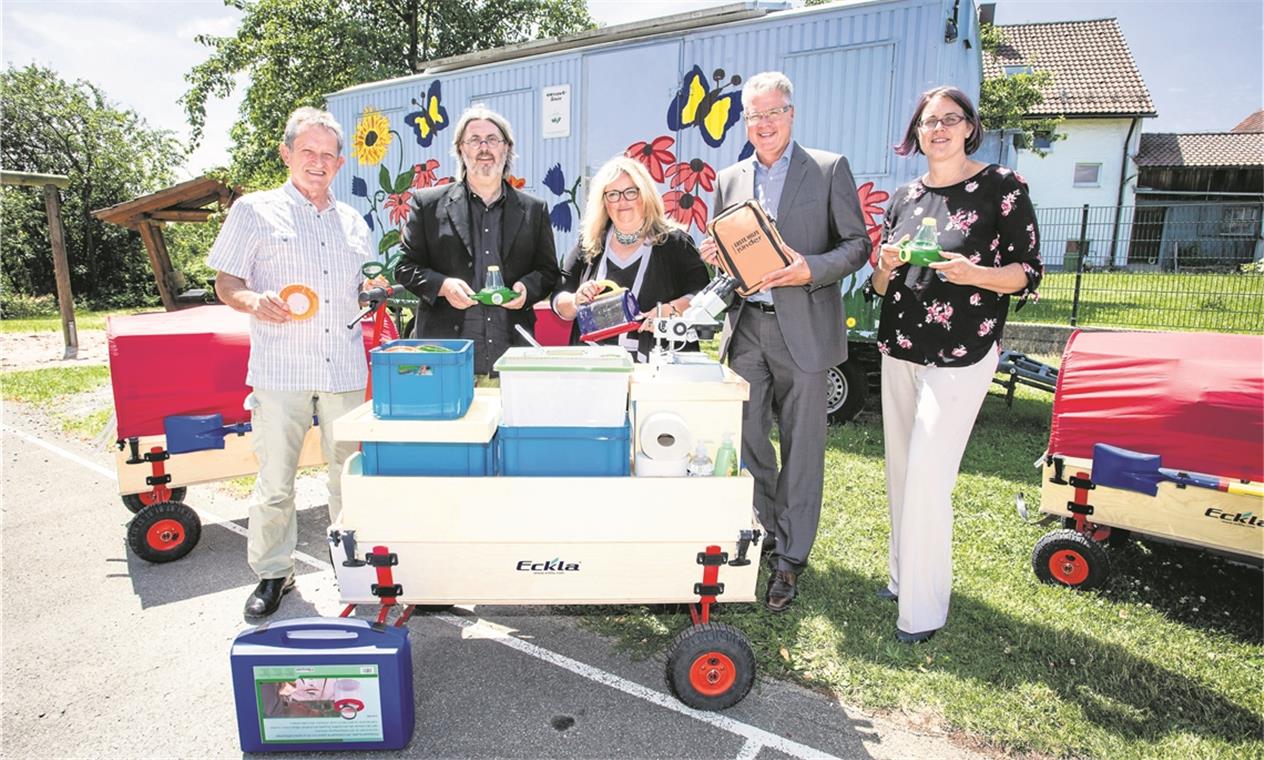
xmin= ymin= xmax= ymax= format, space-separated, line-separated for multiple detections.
xmin=983 ymin=19 xmax=1156 ymax=118
xmin=1136 ymin=132 xmax=1264 ymax=168
xmin=1231 ymin=110 xmax=1264 ymax=133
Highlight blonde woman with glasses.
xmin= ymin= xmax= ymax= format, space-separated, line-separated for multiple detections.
xmin=553 ymin=155 xmax=709 ymax=360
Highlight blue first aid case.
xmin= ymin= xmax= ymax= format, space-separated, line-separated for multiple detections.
xmin=230 ymin=617 xmax=414 ymax=752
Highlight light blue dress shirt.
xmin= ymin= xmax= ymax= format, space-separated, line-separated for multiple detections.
xmin=747 ymin=145 xmax=794 ymax=305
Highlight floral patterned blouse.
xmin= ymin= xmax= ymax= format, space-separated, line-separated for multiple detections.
xmin=864 ymin=164 xmax=1043 ymax=367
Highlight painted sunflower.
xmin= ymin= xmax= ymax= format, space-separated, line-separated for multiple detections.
xmin=351 ymin=107 xmax=392 ymax=165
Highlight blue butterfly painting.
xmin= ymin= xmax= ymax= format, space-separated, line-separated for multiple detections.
xmin=667 ymin=66 xmax=744 ymax=148
xmin=404 ymin=80 xmax=449 ymax=148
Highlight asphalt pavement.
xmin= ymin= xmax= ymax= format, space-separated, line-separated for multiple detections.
xmin=1 ymin=403 xmax=986 ymax=760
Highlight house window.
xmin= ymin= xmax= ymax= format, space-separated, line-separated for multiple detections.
xmin=1032 ymin=130 xmax=1054 ymax=150
xmin=1003 ymin=64 xmax=1033 ymax=76
xmin=1220 ymin=206 xmax=1260 ymax=236
xmin=1073 ymin=163 xmax=1101 ymax=187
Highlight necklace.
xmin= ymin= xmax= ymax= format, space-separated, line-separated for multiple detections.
xmin=612 ymin=226 xmax=641 ymax=246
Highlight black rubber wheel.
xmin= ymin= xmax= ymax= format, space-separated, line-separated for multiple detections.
xmin=121 ymin=487 xmax=188 ymax=514
xmin=825 ymin=358 xmax=867 ymax=425
xmin=127 ymin=501 xmax=201 ymax=564
xmin=1032 ymin=529 xmax=1110 ymax=590
xmin=665 ymin=623 xmax=756 ymax=710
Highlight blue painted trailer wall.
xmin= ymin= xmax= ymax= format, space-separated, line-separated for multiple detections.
xmin=326 ymin=0 xmax=981 ymax=328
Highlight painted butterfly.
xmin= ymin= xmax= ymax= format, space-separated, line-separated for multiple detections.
xmin=404 ymin=80 xmax=449 ymax=148
xmin=667 ymin=65 xmax=743 ymax=148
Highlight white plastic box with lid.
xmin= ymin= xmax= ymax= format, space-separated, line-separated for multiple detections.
xmin=630 ymin=363 xmax=750 ymax=475
xmin=494 ymin=346 xmax=633 ymax=427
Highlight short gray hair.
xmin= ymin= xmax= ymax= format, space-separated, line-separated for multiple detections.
xmin=741 ymin=71 xmax=794 ymax=111
xmin=283 ymin=107 xmax=345 ymax=153
xmin=451 ymin=104 xmax=517 ymax=180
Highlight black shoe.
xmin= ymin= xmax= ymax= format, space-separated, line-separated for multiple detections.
xmin=876 ymin=587 xmax=898 ymax=602
xmin=245 ymin=576 xmax=296 ymax=618
xmin=764 ymin=569 xmax=798 ymax=613
xmin=896 ymin=627 xmax=937 ymax=644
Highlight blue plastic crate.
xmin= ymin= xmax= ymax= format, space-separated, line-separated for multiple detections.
xmin=362 ymin=438 xmax=496 ymax=476
xmin=370 ymin=339 xmax=473 ymax=420
xmin=231 ymin=617 xmax=414 ymax=752
xmin=498 ymin=419 xmax=630 ymax=476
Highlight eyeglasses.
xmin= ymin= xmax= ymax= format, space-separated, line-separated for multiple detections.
xmin=462 ymin=135 xmax=505 ymax=148
xmin=603 ymin=188 xmax=640 ymax=203
xmin=743 ymin=105 xmax=793 ymax=123
xmin=918 ymin=113 xmax=966 ymax=130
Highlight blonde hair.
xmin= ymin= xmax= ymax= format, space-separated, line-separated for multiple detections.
xmin=451 ymin=104 xmax=517 ymax=180
xmin=579 ymin=156 xmax=677 ymax=261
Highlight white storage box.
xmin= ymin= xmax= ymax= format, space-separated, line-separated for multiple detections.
xmin=494 ymin=346 xmax=633 ymax=427
xmin=631 ymin=363 xmax=750 ymax=470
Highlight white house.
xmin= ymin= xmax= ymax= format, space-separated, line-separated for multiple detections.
xmin=983 ymin=18 xmax=1156 ymax=268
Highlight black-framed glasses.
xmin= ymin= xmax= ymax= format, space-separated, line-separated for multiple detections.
xmin=918 ymin=113 xmax=966 ymax=130
xmin=462 ymin=135 xmax=505 ymax=148
xmin=602 ymin=188 xmax=640 ymax=203
xmin=743 ymin=105 xmax=793 ymax=123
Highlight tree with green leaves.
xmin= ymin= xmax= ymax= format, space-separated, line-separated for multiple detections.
xmin=978 ymin=23 xmax=1063 ymax=154
xmin=182 ymin=0 xmax=594 ymax=189
xmin=1 ymin=64 xmax=185 ymax=310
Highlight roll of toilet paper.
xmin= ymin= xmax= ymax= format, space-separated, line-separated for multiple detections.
xmin=638 ymin=412 xmax=693 ymax=461
xmin=635 ymin=453 xmax=688 ymax=477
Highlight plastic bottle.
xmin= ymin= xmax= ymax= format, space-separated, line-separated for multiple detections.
xmin=713 ymin=435 xmax=737 ymax=477
xmin=899 ymin=217 xmax=945 ymax=266
xmin=686 ymin=442 xmax=714 ymax=477
xmin=485 ymin=265 xmax=506 ymax=291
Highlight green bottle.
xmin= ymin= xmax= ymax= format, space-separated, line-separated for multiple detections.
xmin=713 ymin=434 xmax=738 ymax=477
xmin=472 ymin=265 xmax=518 ymax=306
xmin=899 ymin=217 xmax=945 ymax=266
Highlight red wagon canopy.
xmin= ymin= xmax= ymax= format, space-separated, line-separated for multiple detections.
xmin=1048 ymin=329 xmax=1264 ymax=483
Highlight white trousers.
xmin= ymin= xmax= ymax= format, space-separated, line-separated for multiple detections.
xmin=246 ymin=387 xmax=363 ymax=580
xmin=881 ymin=345 xmax=997 ymax=634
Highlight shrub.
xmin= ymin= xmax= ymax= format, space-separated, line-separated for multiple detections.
xmin=0 ymin=291 xmax=58 ymax=318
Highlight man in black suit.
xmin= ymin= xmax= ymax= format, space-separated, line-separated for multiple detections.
xmin=396 ymin=105 xmax=559 ymax=373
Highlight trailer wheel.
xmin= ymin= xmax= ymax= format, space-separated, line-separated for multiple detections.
xmin=665 ymin=623 xmax=755 ymax=710
xmin=825 ymin=358 xmax=867 ymax=425
xmin=1032 ymin=529 xmax=1110 ymax=590
xmin=121 ymin=487 xmax=188 ymax=514
xmin=127 ymin=501 xmax=201 ymax=563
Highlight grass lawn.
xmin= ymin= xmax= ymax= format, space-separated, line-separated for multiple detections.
xmin=0 ymin=308 xmax=153 ymax=333
xmin=1013 ymin=271 xmax=1263 ymax=334
xmin=581 ymin=383 xmax=1263 ymax=759
xmin=0 ymin=365 xmax=114 ymax=438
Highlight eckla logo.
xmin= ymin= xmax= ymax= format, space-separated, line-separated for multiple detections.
xmin=516 ymin=557 xmax=581 ymax=573
xmin=1204 ymin=508 xmax=1263 ymax=528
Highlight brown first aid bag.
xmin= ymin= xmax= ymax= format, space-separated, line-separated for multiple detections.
xmin=707 ymin=200 xmax=793 ymax=297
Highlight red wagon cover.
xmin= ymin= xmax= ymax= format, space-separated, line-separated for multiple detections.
xmin=107 ymin=305 xmax=396 ymax=440
xmin=1048 ymin=329 xmax=1264 ymax=483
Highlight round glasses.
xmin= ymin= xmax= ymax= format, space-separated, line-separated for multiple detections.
xmin=603 ymin=188 xmax=640 ymax=203
xmin=918 ymin=113 xmax=966 ymax=130
xmin=462 ymin=135 xmax=505 ymax=148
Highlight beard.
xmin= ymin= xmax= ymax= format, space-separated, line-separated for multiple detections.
xmin=465 ymin=154 xmax=505 ymax=180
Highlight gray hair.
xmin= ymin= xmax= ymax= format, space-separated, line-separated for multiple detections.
xmin=451 ymin=104 xmax=517 ymax=180
xmin=741 ymin=71 xmax=794 ymax=110
xmin=283 ymin=107 xmax=345 ymax=153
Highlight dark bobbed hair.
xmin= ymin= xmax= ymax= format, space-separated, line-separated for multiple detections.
xmin=894 ymin=86 xmax=983 ymax=157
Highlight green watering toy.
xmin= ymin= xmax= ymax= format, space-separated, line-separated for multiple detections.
xmin=471 ymin=265 xmax=519 ymax=306
xmin=898 ymin=217 xmax=945 ymax=266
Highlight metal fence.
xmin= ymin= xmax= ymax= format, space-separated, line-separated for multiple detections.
xmin=1013 ymin=202 xmax=1264 ymax=334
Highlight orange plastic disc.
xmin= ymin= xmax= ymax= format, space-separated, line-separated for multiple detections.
xmin=279 ymin=284 xmax=318 ymax=321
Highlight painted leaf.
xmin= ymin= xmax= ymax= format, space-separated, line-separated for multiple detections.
xmin=351 ymin=176 xmax=368 ymax=198
xmin=393 ymin=169 xmax=413 ymax=194
xmin=363 ymin=212 xmax=374 ymax=231
xmin=378 ymin=229 xmax=401 ymax=255
xmin=549 ymin=202 xmax=572 ymax=232
xmin=543 ymin=163 xmax=566 ymax=196
xmin=378 ymin=165 xmax=393 ymax=195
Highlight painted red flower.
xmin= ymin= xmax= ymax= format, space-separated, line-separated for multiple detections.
xmin=411 ymin=158 xmax=441 ymax=189
xmin=625 ymin=135 xmax=676 ymax=183
xmin=506 ymin=174 xmax=526 ymax=189
xmin=665 ymin=158 xmax=716 ymax=194
xmin=435 ymin=176 xmax=454 ymax=186
xmin=384 ymin=192 xmax=411 ymax=226
xmin=856 ymin=181 xmax=890 ymax=266
xmin=662 ymin=190 xmax=708 ymax=233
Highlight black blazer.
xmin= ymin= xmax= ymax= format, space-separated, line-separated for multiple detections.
xmin=395 ymin=181 xmax=559 ymax=340
xmin=555 ymin=227 xmax=710 ymax=357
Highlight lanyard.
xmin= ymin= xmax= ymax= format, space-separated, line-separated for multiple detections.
xmin=595 ymin=230 xmax=653 ymax=354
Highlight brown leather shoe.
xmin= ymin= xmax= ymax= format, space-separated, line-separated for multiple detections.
xmin=764 ymin=569 xmax=798 ymax=613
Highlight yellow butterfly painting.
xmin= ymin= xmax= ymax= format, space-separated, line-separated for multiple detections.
xmin=404 ymin=80 xmax=449 ymax=148
xmin=667 ymin=66 xmax=743 ymax=148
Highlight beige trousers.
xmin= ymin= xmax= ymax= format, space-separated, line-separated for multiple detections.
xmin=881 ymin=344 xmax=997 ymax=634
xmin=246 ymin=387 xmax=363 ymax=580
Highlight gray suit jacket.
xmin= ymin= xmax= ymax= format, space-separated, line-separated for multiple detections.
xmin=714 ymin=142 xmax=870 ymax=373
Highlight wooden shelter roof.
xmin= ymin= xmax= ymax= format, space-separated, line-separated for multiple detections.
xmin=92 ymin=176 xmax=240 ymax=229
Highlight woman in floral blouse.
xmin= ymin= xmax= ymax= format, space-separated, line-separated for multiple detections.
xmin=865 ymin=86 xmax=1043 ymax=643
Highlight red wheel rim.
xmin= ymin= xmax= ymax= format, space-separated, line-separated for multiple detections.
xmin=688 ymin=651 xmax=737 ymax=696
xmin=137 ymin=487 xmax=171 ymax=507
xmin=146 ymin=518 xmax=185 ymax=552
xmin=1049 ymin=549 xmax=1089 ymax=586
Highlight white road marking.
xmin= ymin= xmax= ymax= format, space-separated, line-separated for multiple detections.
xmin=11 ymin=424 xmax=842 ymax=760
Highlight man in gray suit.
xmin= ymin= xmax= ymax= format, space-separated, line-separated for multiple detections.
xmin=699 ymin=71 xmax=869 ymax=612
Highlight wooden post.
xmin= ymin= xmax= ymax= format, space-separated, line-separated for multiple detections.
xmin=42 ymin=184 xmax=78 ymax=359
xmin=136 ymin=221 xmax=178 ymax=311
